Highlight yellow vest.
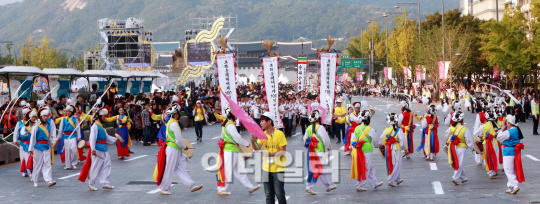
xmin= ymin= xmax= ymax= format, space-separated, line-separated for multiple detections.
xmin=383 ymin=127 xmax=401 ymax=151
xmin=448 ymin=125 xmax=467 ymax=149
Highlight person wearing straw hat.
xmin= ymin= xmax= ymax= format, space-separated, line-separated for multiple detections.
xmin=80 ymin=107 xmax=120 ymax=191
xmin=473 ymin=109 xmax=502 ymax=179
xmin=156 ymin=104 xmax=203 ymax=195
xmin=27 ymin=107 xmax=57 ymax=188
xmin=444 ymin=111 xmax=473 ymax=185
xmin=13 ymin=106 xmax=32 ymax=177
xmin=380 ymin=113 xmax=405 ymax=187
xmin=350 ymin=110 xmax=383 ymax=192
xmin=497 ymin=114 xmax=525 ymax=194
xmin=216 ymin=108 xmax=260 ymax=196
xmin=57 ymin=104 xmax=82 ymax=170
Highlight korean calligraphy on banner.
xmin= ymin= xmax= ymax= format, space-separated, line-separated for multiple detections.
xmin=320 ymin=53 xmax=337 ymax=125
xmin=263 ymin=57 xmax=284 ymax=128
xmin=297 ymin=57 xmax=308 ymax=92
xmin=217 ymin=53 xmax=238 ymax=115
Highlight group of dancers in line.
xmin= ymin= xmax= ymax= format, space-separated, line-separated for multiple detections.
xmin=9 ymin=91 xmax=525 ymax=198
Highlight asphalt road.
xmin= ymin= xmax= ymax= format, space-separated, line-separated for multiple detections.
xmin=1 ymin=96 xmax=539 ymax=204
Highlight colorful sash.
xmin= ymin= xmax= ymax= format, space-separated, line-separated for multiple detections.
xmin=216 ymin=140 xmax=227 ymax=187
xmin=384 ymin=128 xmax=400 ymax=175
xmin=447 ymin=126 xmax=463 ymax=170
xmin=484 ymin=133 xmax=498 ymax=172
xmin=401 ymin=112 xmax=415 ymax=153
xmin=79 ymin=141 xmax=106 ymax=183
xmin=514 ymin=143 xmax=525 ymax=183
xmin=305 ymin=135 xmax=323 ymax=183
xmin=344 ymin=120 xmax=360 ymax=152
xmin=417 ymin=115 xmax=439 ymax=155
xmin=355 ymin=140 xmax=366 ymax=181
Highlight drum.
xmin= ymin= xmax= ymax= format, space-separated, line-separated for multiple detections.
xmin=77 ymin=140 xmax=86 ymax=149
xmin=370 ymin=109 xmax=376 ymax=116
xmin=238 ymin=138 xmax=254 ymax=159
xmin=183 ymin=139 xmax=194 ymax=159
xmin=473 ymin=136 xmax=484 ymax=154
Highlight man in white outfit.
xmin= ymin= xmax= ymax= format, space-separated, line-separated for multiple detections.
xmin=217 ymin=108 xmax=260 ymax=195
xmin=380 ymin=113 xmax=405 ymax=187
xmin=497 ymin=114 xmax=525 ymax=194
xmin=158 ymin=104 xmax=203 ymax=195
xmin=473 ymin=100 xmax=490 ymax=166
xmin=444 ymin=111 xmax=473 ymax=185
xmin=13 ymin=106 xmax=32 ymax=178
xmin=57 ymin=105 xmax=82 ymax=170
xmin=27 ymin=108 xmax=57 ymax=187
xmin=303 ymin=103 xmax=337 ymax=195
xmin=83 ymin=107 xmax=120 ymax=191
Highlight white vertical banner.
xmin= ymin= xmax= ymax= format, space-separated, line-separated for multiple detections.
xmin=388 ymin=68 xmax=392 ymax=80
xmin=263 ymin=57 xmax=284 ymax=128
xmin=319 ymin=53 xmax=337 ymax=125
xmin=297 ymin=57 xmax=307 ymax=92
xmin=217 ymin=53 xmax=237 ymax=115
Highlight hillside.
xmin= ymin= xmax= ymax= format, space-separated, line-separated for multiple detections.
xmin=0 ymin=0 xmax=459 ymax=52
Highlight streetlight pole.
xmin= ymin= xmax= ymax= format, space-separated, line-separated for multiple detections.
xmin=442 ymin=0 xmax=445 ymax=82
xmin=396 ymin=2 xmax=421 ymax=41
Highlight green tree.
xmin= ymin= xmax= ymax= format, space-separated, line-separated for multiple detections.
xmin=388 ymin=10 xmax=418 ymax=84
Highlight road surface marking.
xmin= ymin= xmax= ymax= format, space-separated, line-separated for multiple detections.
xmin=292 ymin=133 xmax=301 ymax=137
xmin=212 ymin=136 xmax=221 ymax=139
xmin=58 ymin=173 xmax=80 ymax=180
xmin=526 ymin=155 xmax=540 ymax=161
xmin=339 ymin=146 xmax=344 ymax=150
xmin=191 ymin=142 xmax=197 ymax=145
xmin=432 ymin=181 xmax=444 ymax=194
xmin=124 ymin=155 xmax=148 ymax=161
xmin=430 ymin=163 xmax=437 ymax=170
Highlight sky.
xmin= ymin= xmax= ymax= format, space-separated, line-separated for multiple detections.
xmin=0 ymin=0 xmax=22 ymax=6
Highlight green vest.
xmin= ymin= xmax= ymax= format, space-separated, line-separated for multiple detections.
xmin=354 ymin=125 xmax=374 ymax=153
xmin=510 ymin=99 xmax=515 ymax=106
xmin=222 ymin=122 xmax=240 ymax=152
xmin=534 ymin=102 xmax=539 ymax=115
xmin=166 ymin=119 xmax=181 ymax=150
xmin=307 ymin=124 xmax=325 ymax=152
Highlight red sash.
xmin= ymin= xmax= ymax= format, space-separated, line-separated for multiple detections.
xmin=479 ymin=112 xmax=486 ymax=124
xmin=37 ymin=140 xmax=48 ymax=144
xmin=514 ymin=143 xmax=525 ymax=183
xmin=450 ymin=137 xmax=460 ymax=170
xmin=485 ymin=135 xmax=498 ymax=172
xmin=20 ymin=158 xmax=26 ymax=173
xmin=385 ymin=136 xmax=396 ymax=175
xmin=26 ymin=153 xmax=33 ymax=171
xmin=450 ymin=112 xmax=455 ymax=125
xmin=355 ymin=140 xmax=366 ymax=181
xmin=79 ymin=141 xmax=106 ymax=183
xmin=64 ymin=131 xmax=73 ymax=135
xmin=345 ymin=121 xmax=360 ymax=152
xmin=156 ymin=142 xmax=169 ymax=186
xmin=217 ymin=140 xmax=227 ymax=187
xmin=308 ymin=137 xmax=323 ymax=179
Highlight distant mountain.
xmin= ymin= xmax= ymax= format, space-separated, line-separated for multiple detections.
xmin=0 ymin=0 xmax=458 ymax=52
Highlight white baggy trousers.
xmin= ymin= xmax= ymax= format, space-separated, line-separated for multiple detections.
xmin=159 ymin=146 xmax=197 ymax=191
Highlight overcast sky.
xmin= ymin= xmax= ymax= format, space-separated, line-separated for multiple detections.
xmin=0 ymin=0 xmax=22 ymax=6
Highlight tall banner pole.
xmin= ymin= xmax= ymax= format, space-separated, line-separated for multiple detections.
xmin=297 ymin=57 xmax=307 ymax=92
xmin=261 ymin=40 xmax=283 ymax=128
xmin=216 ymin=51 xmax=237 ymax=115
xmin=318 ymin=36 xmax=339 ymax=125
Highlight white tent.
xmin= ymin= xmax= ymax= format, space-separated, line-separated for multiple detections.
xmin=278 ymin=73 xmax=288 ymax=84
xmin=249 ymin=74 xmax=257 ymax=83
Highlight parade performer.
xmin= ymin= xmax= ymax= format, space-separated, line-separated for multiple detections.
xmin=303 ymin=103 xmax=337 ymax=195
xmin=57 ymin=104 xmax=82 ymax=169
xmin=344 ymin=102 xmax=362 ymax=155
xmin=343 ymin=106 xmax=353 ymax=154
xmin=78 ymin=108 xmax=120 ymax=191
xmin=444 ymin=101 xmax=461 ymax=126
xmin=497 ymin=114 xmax=525 ymax=194
xmin=216 ymin=108 xmax=260 ymax=195
xmin=13 ymin=106 xmax=32 ymax=177
xmin=100 ymin=108 xmax=131 ymax=159
xmin=380 ymin=113 xmax=405 ymax=187
xmin=399 ymin=100 xmax=415 ymax=159
xmin=415 ymin=105 xmax=440 ymax=161
xmin=156 ymin=104 xmax=203 ymax=195
xmin=27 ymin=108 xmax=57 ymax=187
xmin=474 ymin=109 xmax=502 ymax=179
xmin=444 ymin=111 xmax=473 ymax=185
xmin=350 ymin=110 xmax=383 ymax=191
xmin=473 ymin=100 xmax=490 ymax=166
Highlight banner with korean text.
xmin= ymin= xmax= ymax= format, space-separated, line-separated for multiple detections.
xmin=438 ymin=61 xmax=450 ymax=79
xmin=263 ymin=57 xmax=284 ymax=128
xmin=217 ymin=53 xmax=238 ymax=115
xmin=320 ymin=53 xmax=337 ymax=125
xmin=297 ymin=57 xmax=308 ymax=92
